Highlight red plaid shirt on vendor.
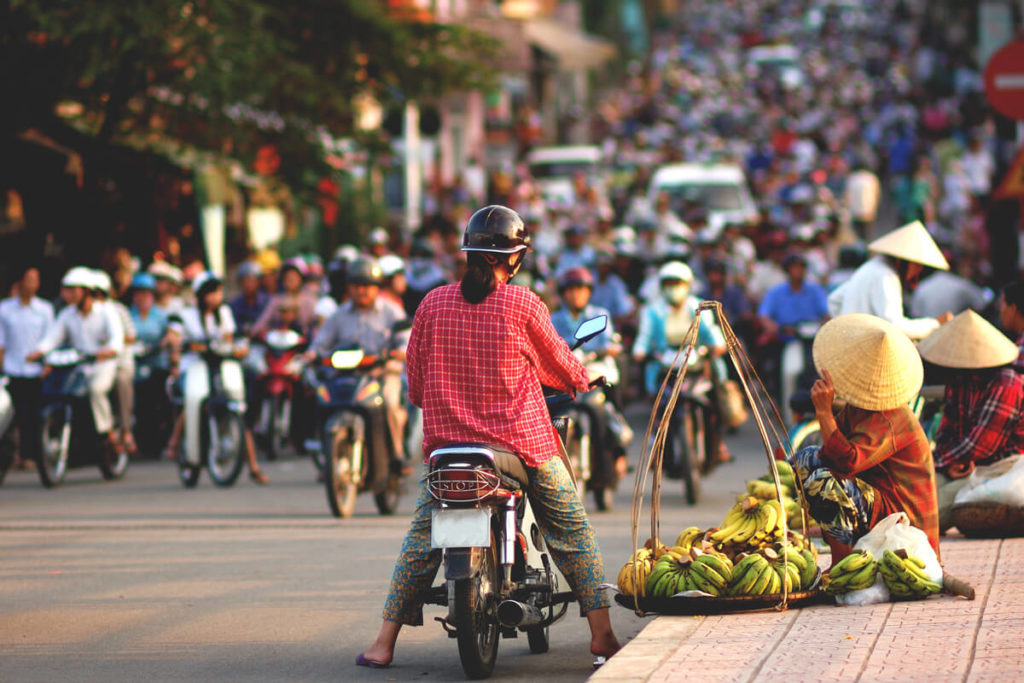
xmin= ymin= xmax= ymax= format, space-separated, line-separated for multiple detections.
xmin=933 ymin=335 xmax=1024 ymax=475
xmin=823 ymin=404 xmax=939 ymax=554
xmin=407 ymin=282 xmax=590 ymax=467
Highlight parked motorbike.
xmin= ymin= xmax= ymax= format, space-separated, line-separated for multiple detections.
xmin=309 ymin=347 xmax=404 ymax=518
xmin=37 ymin=349 xmax=129 ymax=487
xmin=132 ymin=341 xmax=175 ymax=458
xmin=422 ymin=315 xmax=607 ymax=680
xmin=177 ymin=340 xmax=248 ymax=488
xmin=0 ymin=378 xmax=15 ymax=485
xmin=653 ymin=346 xmax=721 ymax=505
xmin=254 ymin=328 xmax=307 ymax=460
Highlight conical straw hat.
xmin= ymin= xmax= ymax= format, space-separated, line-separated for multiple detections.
xmin=813 ymin=314 xmax=923 ymax=411
xmin=868 ymin=220 xmax=949 ymax=271
xmin=918 ymin=310 xmax=1019 ymax=369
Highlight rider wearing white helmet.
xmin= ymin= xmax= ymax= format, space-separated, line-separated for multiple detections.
xmin=29 ymin=267 xmax=124 ymax=449
xmin=91 ymin=269 xmax=140 ymax=454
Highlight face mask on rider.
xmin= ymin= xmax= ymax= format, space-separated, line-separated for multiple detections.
xmin=662 ymin=282 xmax=689 ymax=305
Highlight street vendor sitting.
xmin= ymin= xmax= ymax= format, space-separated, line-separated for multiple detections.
xmin=918 ymin=297 xmax=1024 ymax=533
xmin=789 ymin=313 xmax=938 ymax=564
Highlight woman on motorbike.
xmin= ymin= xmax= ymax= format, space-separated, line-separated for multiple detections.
xmin=358 ymin=206 xmax=620 ymax=669
xmin=164 ymin=273 xmax=268 ymax=484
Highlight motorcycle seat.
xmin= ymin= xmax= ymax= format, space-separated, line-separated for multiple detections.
xmin=431 ymin=442 xmax=529 ymax=489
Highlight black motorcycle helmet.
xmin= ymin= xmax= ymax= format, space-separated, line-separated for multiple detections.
xmin=346 ymin=257 xmax=384 ymax=286
xmin=461 ymin=205 xmax=531 ymax=255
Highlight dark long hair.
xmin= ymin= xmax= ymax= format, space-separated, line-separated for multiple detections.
xmin=460 ymin=252 xmax=499 ymax=304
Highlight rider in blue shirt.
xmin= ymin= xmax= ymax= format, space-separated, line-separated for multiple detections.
xmin=758 ymin=252 xmax=829 ymax=341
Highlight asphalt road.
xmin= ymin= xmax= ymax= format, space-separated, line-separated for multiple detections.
xmin=0 ymin=407 xmax=769 ymax=683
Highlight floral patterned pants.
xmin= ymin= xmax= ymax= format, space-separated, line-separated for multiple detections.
xmin=790 ymin=446 xmax=877 ymax=547
xmin=382 ymin=456 xmax=609 ymax=625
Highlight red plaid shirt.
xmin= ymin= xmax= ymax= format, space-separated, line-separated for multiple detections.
xmin=407 ymin=282 xmax=589 ymax=467
xmin=823 ymin=404 xmax=939 ymax=554
xmin=933 ymin=337 xmax=1024 ymax=475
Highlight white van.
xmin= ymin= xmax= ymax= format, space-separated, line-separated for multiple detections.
xmin=647 ymin=163 xmax=759 ymax=228
xmin=526 ymin=145 xmax=605 ymax=207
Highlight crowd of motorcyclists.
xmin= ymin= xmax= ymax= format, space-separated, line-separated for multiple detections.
xmin=0 ymin=0 xmax=1007 ymax=496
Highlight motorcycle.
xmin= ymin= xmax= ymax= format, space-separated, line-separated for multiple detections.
xmin=254 ymin=328 xmax=307 ymax=460
xmin=653 ymin=346 xmax=721 ymax=506
xmin=37 ymin=349 xmax=129 ymax=487
xmin=177 ymin=340 xmax=248 ymax=488
xmin=0 ymin=378 xmax=15 ymax=485
xmin=132 ymin=341 xmax=175 ymax=458
xmin=421 ymin=315 xmax=607 ymax=680
xmin=309 ymin=347 xmax=405 ymax=518
xmin=778 ymin=321 xmax=822 ymax=427
xmin=564 ymin=351 xmax=629 ymax=511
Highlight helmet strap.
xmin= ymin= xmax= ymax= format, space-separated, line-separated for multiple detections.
xmin=507 ymin=251 xmax=526 ymax=280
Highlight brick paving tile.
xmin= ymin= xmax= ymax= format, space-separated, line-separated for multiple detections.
xmin=590 ymin=539 xmax=1023 ymax=683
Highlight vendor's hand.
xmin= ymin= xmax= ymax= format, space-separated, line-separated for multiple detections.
xmin=811 ymin=367 xmax=836 ymax=416
xmin=25 ymin=351 xmax=43 ymax=363
xmin=96 ymin=349 xmax=117 ymax=361
xmin=937 ymin=311 xmax=954 ymax=325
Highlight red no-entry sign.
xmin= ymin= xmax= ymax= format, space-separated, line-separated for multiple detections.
xmin=985 ymin=40 xmax=1024 ymax=121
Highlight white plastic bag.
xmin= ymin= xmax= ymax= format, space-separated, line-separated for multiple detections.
xmin=834 ymin=512 xmax=941 ymax=606
xmin=953 ymin=455 xmax=1024 ymax=507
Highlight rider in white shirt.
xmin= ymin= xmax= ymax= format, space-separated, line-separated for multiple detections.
xmin=164 ymin=272 xmax=267 ymax=483
xmin=28 ymin=267 xmax=123 ymax=448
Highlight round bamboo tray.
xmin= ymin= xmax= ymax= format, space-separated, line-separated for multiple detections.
xmin=614 ymin=589 xmax=828 ymax=615
xmin=951 ymin=503 xmax=1024 ymax=538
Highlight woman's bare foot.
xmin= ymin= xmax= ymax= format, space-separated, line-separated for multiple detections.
xmin=361 ymin=620 xmax=402 ymax=667
xmin=586 ymin=608 xmax=620 ymax=658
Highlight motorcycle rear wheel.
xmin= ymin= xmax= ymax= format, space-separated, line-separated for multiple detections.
xmin=98 ymin=441 xmax=129 ymax=480
xmin=374 ymin=473 xmax=401 ymax=515
xmin=326 ymin=434 xmax=360 ymax=518
xmin=454 ymin=538 xmax=500 ymax=679
xmin=205 ymin=409 xmax=246 ymax=487
xmin=37 ymin=410 xmax=69 ymax=488
xmin=178 ymin=460 xmax=201 ymax=487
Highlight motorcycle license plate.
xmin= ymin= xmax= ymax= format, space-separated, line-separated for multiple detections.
xmin=431 ymin=508 xmax=490 ymax=549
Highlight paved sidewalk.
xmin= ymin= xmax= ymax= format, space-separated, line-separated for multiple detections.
xmin=592 ymin=537 xmax=1024 ymax=682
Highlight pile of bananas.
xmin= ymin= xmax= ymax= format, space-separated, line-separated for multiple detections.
xmin=878 ymin=549 xmax=942 ymax=600
xmin=744 ymin=460 xmax=804 ymax=529
xmin=615 ymin=547 xmax=655 ymax=598
xmin=709 ymin=496 xmax=785 ymax=551
xmin=644 ymin=547 xmax=734 ymax=598
xmin=728 ymin=544 xmax=819 ymax=595
xmin=823 ymin=549 xmax=878 ymax=595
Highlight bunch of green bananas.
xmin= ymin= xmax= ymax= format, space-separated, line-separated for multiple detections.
xmin=823 ymin=549 xmax=878 ymax=595
xmin=770 ymin=544 xmax=819 ymax=591
xmin=878 ymin=549 xmax=942 ymax=600
xmin=644 ymin=549 xmax=734 ymax=598
xmin=727 ymin=553 xmax=779 ymax=595
xmin=616 ymin=548 xmax=654 ymax=597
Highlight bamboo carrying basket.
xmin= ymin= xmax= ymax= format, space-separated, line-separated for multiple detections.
xmin=622 ymin=301 xmax=821 ymax=615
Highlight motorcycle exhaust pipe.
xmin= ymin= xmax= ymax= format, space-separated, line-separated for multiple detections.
xmin=497 ymin=600 xmax=543 ymax=628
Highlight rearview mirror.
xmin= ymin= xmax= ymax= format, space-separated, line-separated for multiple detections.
xmin=572 ymin=315 xmax=607 ymax=350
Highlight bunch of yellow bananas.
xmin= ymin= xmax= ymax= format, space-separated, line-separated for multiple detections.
xmin=709 ymin=497 xmax=785 ymax=548
xmin=615 ymin=547 xmax=654 ymax=597
xmin=878 ymin=549 xmax=942 ymax=600
xmin=823 ymin=549 xmax=878 ymax=595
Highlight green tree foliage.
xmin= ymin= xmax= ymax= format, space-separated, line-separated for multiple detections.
xmin=3 ymin=0 xmax=497 ymax=190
